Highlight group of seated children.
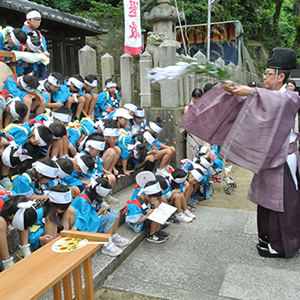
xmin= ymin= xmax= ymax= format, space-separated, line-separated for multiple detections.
xmin=0 ymin=64 xmax=182 ymax=270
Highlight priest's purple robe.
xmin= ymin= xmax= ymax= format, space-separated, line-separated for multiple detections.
xmin=178 ymin=84 xmax=300 ymax=213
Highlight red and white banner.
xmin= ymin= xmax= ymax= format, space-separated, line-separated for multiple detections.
xmin=124 ymin=0 xmax=142 ymax=55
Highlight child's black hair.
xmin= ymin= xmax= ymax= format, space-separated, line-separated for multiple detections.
xmin=50 ymin=72 xmax=64 ymax=86
xmin=104 ymin=78 xmax=114 ymax=85
xmin=71 ymin=74 xmax=84 ymax=83
xmin=56 ymin=158 xmax=74 ymax=175
xmin=191 ymin=88 xmax=203 ymax=98
xmin=2 ymin=195 xmax=37 ymax=229
xmin=12 ymin=29 xmax=27 ymax=44
xmin=53 ymin=106 xmax=72 ymax=117
xmin=26 ymin=8 xmax=42 ymax=16
xmin=144 ymin=180 xmax=162 ymax=198
xmin=44 ymin=184 xmax=71 ymax=225
xmin=203 ymin=83 xmax=214 ymax=93
xmin=169 ymin=168 xmax=187 ymax=189
xmin=15 ymin=101 xmax=28 ymax=119
xmin=102 ymin=118 xmax=118 ymax=129
xmin=134 ymin=143 xmax=147 ymax=163
xmin=36 ymin=126 xmax=54 ymax=145
xmin=136 ymin=130 xmax=156 ymax=144
xmin=155 ymin=175 xmax=168 ymax=190
xmin=84 ymin=74 xmax=97 ymax=83
xmin=23 ymin=74 xmax=39 ymax=90
xmin=153 ymin=117 xmax=162 ymax=127
xmin=80 ymin=154 xmax=95 ymax=173
xmin=27 ymin=32 xmax=41 ymax=48
xmin=49 ymin=122 xmax=67 ymax=138
xmin=82 ymin=132 xmax=104 ymax=153
xmin=86 ymin=176 xmax=112 ymax=204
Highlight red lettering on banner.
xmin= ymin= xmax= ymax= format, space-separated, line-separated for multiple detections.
xmin=129 ymin=21 xmax=141 ymax=39
xmin=128 ymin=0 xmax=139 ymax=17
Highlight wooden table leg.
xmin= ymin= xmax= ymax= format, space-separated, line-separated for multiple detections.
xmin=62 ymin=273 xmax=72 ymax=299
xmin=73 ymin=265 xmax=83 ymax=300
xmin=53 ymin=281 xmax=62 ymax=300
xmin=83 ymin=257 xmax=94 ymax=300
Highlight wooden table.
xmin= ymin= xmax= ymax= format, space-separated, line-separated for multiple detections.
xmin=0 ymin=231 xmax=111 ymax=300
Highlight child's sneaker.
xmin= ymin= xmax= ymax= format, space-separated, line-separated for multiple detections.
xmin=147 ymin=232 xmax=166 ymax=243
xmin=155 ymin=168 xmax=169 ymax=177
xmin=158 ymin=230 xmax=170 ymax=240
xmin=105 ymin=195 xmax=119 ymax=204
xmin=175 ymin=213 xmax=193 ymax=223
xmin=101 ymin=242 xmax=123 ymax=257
xmin=184 ymin=209 xmax=196 ymax=219
xmin=112 ymin=233 xmax=129 ymax=247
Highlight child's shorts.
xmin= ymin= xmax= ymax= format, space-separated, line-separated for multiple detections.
xmin=142 ymin=219 xmax=151 ymax=230
xmin=97 ymin=210 xmax=118 ymax=233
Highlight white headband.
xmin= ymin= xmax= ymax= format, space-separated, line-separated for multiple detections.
xmin=57 ymin=167 xmax=70 ymax=179
xmin=76 ymin=154 xmax=90 ymax=174
xmin=26 ymin=36 xmax=40 ymax=51
xmin=133 ymin=141 xmax=141 ymax=159
xmin=200 ymin=156 xmax=212 ymax=169
xmin=84 ymin=79 xmax=97 ymax=87
xmin=106 ymin=81 xmax=117 ymax=88
xmin=10 ymin=98 xmax=21 ymax=119
xmin=26 ymin=11 xmax=41 ymax=20
xmin=200 ymin=146 xmax=208 ymax=154
xmin=20 ymin=77 xmax=35 ymax=93
xmin=12 ymin=201 xmax=36 ymax=231
xmin=94 ymin=120 xmax=104 ymax=131
xmin=149 ymin=121 xmax=162 ymax=134
xmin=34 ymin=127 xmax=47 ymax=146
xmin=33 ymin=160 xmax=58 ymax=178
xmin=138 ymin=182 xmax=161 ymax=196
xmin=2 ymin=144 xmax=32 ymax=168
xmin=143 ymin=131 xmax=155 ymax=145
xmin=10 ymin=30 xmax=21 ymax=46
xmin=49 ymin=189 xmax=72 ymax=204
xmin=191 ymin=169 xmax=204 ymax=182
xmin=103 ymin=128 xmax=119 ymax=137
xmin=170 ymin=173 xmax=188 ymax=184
xmin=85 ymin=140 xmax=105 ymax=152
xmin=52 ymin=112 xmax=72 ymax=123
xmin=69 ymin=77 xmax=84 ymax=90
xmin=124 ymin=103 xmax=137 ymax=113
xmin=135 ymin=110 xmax=145 ymax=118
xmin=48 ymin=74 xmax=63 ymax=87
xmin=113 ymin=108 xmax=133 ymax=120
xmin=90 ymin=177 xmax=112 ymax=197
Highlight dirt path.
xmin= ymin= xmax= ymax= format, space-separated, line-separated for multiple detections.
xmin=198 ymin=163 xmax=257 ymax=211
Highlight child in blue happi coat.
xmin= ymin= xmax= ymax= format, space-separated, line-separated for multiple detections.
xmin=10 ymin=158 xmax=59 ymax=201
xmin=80 ymin=133 xmax=116 ymax=191
xmin=29 ymin=184 xmax=75 ymax=250
xmin=95 ymin=80 xmax=120 ymax=119
xmin=0 ymin=194 xmax=37 ymax=270
xmin=148 ymin=117 xmax=176 ymax=176
xmin=0 ymin=27 xmax=27 ymax=53
xmin=124 ymin=179 xmax=169 ymax=243
xmin=22 ymin=8 xmax=49 ymax=79
xmin=82 ymin=75 xmax=98 ymax=119
xmin=71 ymin=176 xmax=129 ymax=256
xmin=60 ymin=153 xmax=95 ymax=198
xmin=126 ymin=108 xmax=148 ymax=136
xmin=164 ymin=169 xmax=196 ymax=222
xmin=0 ymin=96 xmax=28 ymax=130
xmin=37 ymin=72 xmax=65 ymax=109
xmin=2 ymin=74 xmax=47 ymax=122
